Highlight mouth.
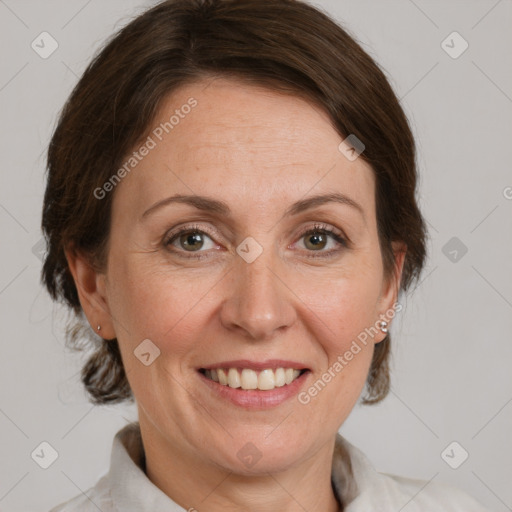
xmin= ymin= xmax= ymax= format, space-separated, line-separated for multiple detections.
xmin=198 ymin=361 xmax=310 ymax=391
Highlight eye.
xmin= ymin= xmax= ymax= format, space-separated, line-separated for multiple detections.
xmin=294 ymin=223 xmax=347 ymax=258
xmin=164 ymin=224 xmax=219 ymax=257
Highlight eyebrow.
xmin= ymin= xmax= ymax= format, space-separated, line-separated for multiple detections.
xmin=141 ymin=192 xmax=366 ymax=222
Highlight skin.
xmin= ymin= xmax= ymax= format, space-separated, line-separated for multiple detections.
xmin=66 ymin=77 xmax=405 ymax=512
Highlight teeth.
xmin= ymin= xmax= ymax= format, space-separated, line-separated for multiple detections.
xmin=227 ymin=368 xmax=241 ymax=388
xmin=217 ymin=368 xmax=228 ymax=385
xmin=258 ymin=369 xmax=275 ymax=390
xmin=205 ymin=367 xmax=304 ymax=391
xmin=241 ymin=369 xmax=258 ymax=389
xmin=285 ymin=368 xmax=293 ymax=384
xmin=275 ymin=367 xmax=285 ymax=387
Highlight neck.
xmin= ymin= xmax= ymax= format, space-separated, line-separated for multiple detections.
xmin=138 ymin=416 xmax=342 ymax=512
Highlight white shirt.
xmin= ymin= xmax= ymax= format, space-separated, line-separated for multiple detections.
xmin=50 ymin=422 xmax=491 ymax=511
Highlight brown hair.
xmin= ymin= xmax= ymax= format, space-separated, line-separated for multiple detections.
xmin=41 ymin=0 xmax=427 ymax=405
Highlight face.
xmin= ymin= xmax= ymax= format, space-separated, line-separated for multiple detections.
xmin=72 ymin=77 xmax=404 ymax=475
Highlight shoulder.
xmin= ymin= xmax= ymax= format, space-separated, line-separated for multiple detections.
xmin=48 ymin=475 xmax=114 ymax=512
xmin=374 ymin=472 xmax=492 ymax=511
xmin=335 ymin=435 xmax=491 ymax=512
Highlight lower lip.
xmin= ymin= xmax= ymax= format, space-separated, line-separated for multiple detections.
xmin=198 ymin=370 xmax=310 ymax=410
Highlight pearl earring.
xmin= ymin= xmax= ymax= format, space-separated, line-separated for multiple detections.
xmin=97 ymin=325 xmax=101 ymax=331
xmin=378 ymin=320 xmax=388 ymax=333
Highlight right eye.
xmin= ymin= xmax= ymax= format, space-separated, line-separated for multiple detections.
xmin=164 ymin=224 xmax=220 ymax=257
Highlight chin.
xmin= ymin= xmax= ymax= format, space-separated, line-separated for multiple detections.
xmin=204 ymin=430 xmax=312 ymax=475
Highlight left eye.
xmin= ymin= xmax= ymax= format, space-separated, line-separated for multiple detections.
xmin=291 ymin=224 xmax=347 ymax=258
xmin=296 ymin=228 xmax=344 ymax=252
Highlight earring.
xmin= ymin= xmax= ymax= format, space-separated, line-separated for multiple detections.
xmin=378 ymin=320 xmax=388 ymax=333
xmin=97 ymin=325 xmax=101 ymax=331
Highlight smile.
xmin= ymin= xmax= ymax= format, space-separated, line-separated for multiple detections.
xmin=199 ymin=367 xmax=308 ymax=391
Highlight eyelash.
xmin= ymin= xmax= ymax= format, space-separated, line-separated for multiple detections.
xmin=163 ymin=222 xmax=348 ymax=260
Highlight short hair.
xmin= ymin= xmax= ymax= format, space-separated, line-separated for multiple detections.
xmin=41 ymin=0 xmax=427 ymax=405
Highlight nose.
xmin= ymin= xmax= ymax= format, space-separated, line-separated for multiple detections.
xmin=219 ymin=247 xmax=297 ymax=341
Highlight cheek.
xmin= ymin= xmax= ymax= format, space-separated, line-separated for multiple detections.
xmin=298 ymin=262 xmax=383 ymax=352
xmin=294 ymin=275 xmax=379 ymax=423
xmin=314 ymin=283 xmax=379 ymax=395
xmin=329 ymin=279 xmax=381 ymax=343
xmin=107 ymin=255 xmax=220 ymax=350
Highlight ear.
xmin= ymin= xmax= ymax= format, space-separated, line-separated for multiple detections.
xmin=65 ymin=244 xmax=116 ymax=340
xmin=375 ymin=241 xmax=407 ymax=343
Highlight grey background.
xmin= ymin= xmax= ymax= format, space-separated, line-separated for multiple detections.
xmin=0 ymin=0 xmax=511 ymax=510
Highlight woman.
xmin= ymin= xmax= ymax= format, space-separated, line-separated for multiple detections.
xmin=42 ymin=0 xmax=490 ymax=510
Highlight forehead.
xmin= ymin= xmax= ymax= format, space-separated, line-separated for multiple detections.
xmin=113 ymin=77 xmax=376 ymax=222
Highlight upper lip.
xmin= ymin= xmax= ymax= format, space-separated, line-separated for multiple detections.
xmin=199 ymin=359 xmax=310 ymax=371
